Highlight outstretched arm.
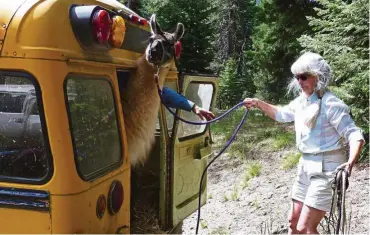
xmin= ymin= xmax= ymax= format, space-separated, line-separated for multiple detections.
xmin=243 ymin=98 xmax=279 ymax=121
xmin=162 ymin=87 xmax=215 ymax=121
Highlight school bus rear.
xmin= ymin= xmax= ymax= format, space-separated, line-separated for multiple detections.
xmin=0 ymin=0 xmax=145 ymax=233
xmin=0 ymin=0 xmax=219 ymax=233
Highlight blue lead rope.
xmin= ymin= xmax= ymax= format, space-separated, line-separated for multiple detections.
xmin=154 ymin=71 xmax=249 ymax=234
xmin=195 ymin=108 xmax=248 ymax=234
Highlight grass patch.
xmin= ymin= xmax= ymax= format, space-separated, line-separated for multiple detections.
xmin=242 ymin=162 xmax=262 ymax=188
xmin=252 ymin=199 xmax=260 ymax=209
xmin=210 ymin=226 xmax=230 ymax=235
xmin=223 ymin=193 xmax=229 ymax=202
xmin=230 ymin=185 xmax=239 ymax=201
xmin=228 ymin=141 xmax=250 ymax=159
xmin=273 ymin=132 xmax=295 ymax=150
xmin=200 ymin=220 xmax=208 ymax=229
xmin=254 ymin=126 xmax=280 ymax=140
xmin=223 ymin=186 xmax=240 ymax=201
xmin=211 ymin=108 xmax=246 ymax=135
xmin=281 ymin=152 xmax=301 ymax=170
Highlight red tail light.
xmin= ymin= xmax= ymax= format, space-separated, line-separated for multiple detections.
xmin=92 ymin=10 xmax=112 ymax=44
xmin=138 ymin=18 xmax=148 ymax=26
xmin=129 ymin=14 xmax=139 ymax=23
xmin=108 ymin=180 xmax=124 ymax=215
xmin=96 ymin=194 xmax=106 ymax=219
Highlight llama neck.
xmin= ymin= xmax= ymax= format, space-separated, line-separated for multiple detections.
xmin=137 ymin=55 xmax=157 ymax=75
xmin=136 ymin=55 xmax=169 ymax=88
xmin=122 ymin=56 xmax=169 ymax=107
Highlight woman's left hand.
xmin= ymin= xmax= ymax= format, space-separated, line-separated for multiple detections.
xmin=336 ymin=161 xmax=354 ymax=177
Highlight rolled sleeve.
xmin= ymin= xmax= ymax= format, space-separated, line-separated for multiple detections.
xmin=327 ymin=98 xmax=364 ymax=144
xmin=162 ymin=87 xmax=194 ymax=112
xmin=275 ymin=99 xmax=297 ymax=123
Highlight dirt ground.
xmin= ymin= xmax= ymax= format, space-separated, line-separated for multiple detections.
xmin=182 ymin=136 xmax=370 ymax=234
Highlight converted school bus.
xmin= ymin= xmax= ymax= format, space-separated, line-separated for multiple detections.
xmin=0 ymin=0 xmax=218 ymax=233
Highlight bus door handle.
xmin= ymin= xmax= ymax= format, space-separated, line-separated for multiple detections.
xmin=13 ymin=118 xmax=24 ymax=123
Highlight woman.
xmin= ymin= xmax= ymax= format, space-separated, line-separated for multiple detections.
xmin=243 ymin=52 xmax=364 ymax=234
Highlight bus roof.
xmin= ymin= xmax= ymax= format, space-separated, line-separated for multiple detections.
xmin=0 ymin=0 xmax=151 ymax=67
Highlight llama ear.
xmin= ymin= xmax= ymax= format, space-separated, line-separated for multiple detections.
xmin=149 ymin=14 xmax=162 ymax=35
xmin=173 ymin=23 xmax=185 ymax=41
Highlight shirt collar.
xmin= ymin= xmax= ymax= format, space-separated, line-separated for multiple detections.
xmin=300 ymin=92 xmax=319 ymax=105
xmin=307 ymin=92 xmax=319 ymax=103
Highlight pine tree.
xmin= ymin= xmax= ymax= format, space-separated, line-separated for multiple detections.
xmin=211 ymin=0 xmax=257 ymax=105
xmin=218 ymin=58 xmax=239 ymax=109
xmin=246 ymin=0 xmax=317 ymax=103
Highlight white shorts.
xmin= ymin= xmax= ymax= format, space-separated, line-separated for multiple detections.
xmin=291 ymin=149 xmax=346 ymax=212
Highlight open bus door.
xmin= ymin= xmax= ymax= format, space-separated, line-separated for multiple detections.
xmin=158 ymin=74 xmax=218 ymax=230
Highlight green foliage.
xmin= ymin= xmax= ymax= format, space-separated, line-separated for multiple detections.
xmin=230 ymin=185 xmax=240 ymax=201
xmin=200 ymin=220 xmax=208 ymax=229
xmin=211 ymin=108 xmax=246 ymax=135
xmin=298 ymin=0 xmax=369 ymax=161
xmin=281 ymin=152 xmax=302 ymax=170
xmin=273 ymin=132 xmax=295 ymax=150
xmin=218 ymin=58 xmax=241 ymax=108
xmin=210 ymin=227 xmax=230 ymax=235
xmin=252 ymin=199 xmax=260 ymax=209
xmin=212 ymin=0 xmax=257 ymax=105
xmin=246 ymin=0 xmax=317 ymax=103
xmin=211 ymin=0 xmax=257 ymax=72
xmin=223 ymin=193 xmax=229 ymax=201
xmin=242 ymin=161 xmax=261 ymax=188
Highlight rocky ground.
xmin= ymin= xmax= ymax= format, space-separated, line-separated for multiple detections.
xmin=182 ymin=136 xmax=369 ymax=234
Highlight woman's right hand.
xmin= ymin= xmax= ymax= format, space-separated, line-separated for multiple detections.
xmin=243 ymin=98 xmax=259 ymax=109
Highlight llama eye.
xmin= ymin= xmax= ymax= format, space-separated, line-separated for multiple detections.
xmin=149 ymin=38 xmax=154 ymax=43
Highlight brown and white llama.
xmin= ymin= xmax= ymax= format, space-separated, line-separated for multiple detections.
xmin=121 ymin=14 xmax=184 ymax=166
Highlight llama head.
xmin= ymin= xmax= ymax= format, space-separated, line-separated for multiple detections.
xmin=145 ymin=14 xmax=184 ymax=67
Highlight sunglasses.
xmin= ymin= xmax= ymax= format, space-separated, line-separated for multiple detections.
xmin=295 ymin=73 xmax=312 ymax=81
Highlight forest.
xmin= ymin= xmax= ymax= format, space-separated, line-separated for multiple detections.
xmin=120 ymin=0 xmax=369 ymax=161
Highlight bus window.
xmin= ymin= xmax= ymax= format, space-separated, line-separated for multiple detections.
xmin=0 ymin=73 xmax=50 ymax=181
xmin=178 ymin=82 xmax=214 ymax=139
xmin=65 ymin=76 xmax=122 ymax=180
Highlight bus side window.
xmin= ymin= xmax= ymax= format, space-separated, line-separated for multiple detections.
xmin=0 ymin=74 xmax=50 ymax=180
xmin=64 ymin=76 xmax=122 ymax=180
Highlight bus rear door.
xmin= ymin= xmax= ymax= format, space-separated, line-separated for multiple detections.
xmin=161 ymin=74 xmax=218 ymax=228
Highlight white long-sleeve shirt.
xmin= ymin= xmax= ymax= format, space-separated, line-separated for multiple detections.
xmin=275 ymin=91 xmax=364 ymax=154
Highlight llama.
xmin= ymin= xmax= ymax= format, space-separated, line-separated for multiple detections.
xmin=121 ymin=14 xmax=184 ymax=166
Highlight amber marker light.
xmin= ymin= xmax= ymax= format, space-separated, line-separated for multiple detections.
xmin=109 ymin=15 xmax=126 ymax=48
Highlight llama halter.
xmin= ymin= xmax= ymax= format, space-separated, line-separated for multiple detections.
xmin=148 ymin=40 xmax=182 ymax=66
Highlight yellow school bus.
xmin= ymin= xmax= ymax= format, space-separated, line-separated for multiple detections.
xmin=0 ymin=0 xmax=218 ymax=233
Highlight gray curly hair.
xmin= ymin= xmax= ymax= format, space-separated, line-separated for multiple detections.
xmin=288 ymin=52 xmax=332 ymax=97
xmin=287 ymin=52 xmax=333 ymax=128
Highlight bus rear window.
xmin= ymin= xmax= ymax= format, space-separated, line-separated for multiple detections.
xmin=178 ymin=82 xmax=214 ymax=139
xmin=64 ymin=76 xmax=122 ymax=180
xmin=0 ymin=73 xmax=51 ymax=182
